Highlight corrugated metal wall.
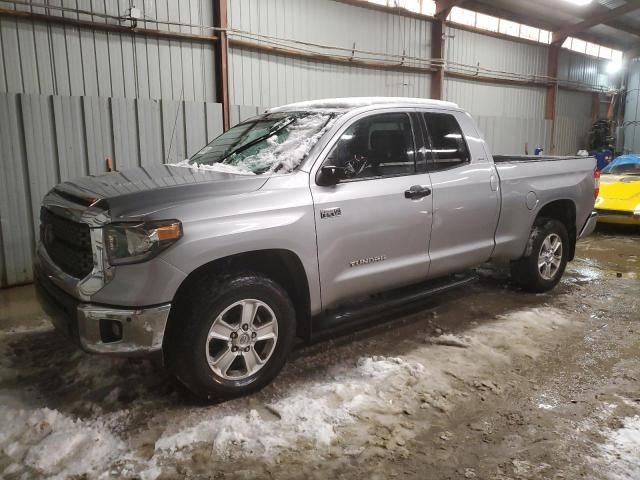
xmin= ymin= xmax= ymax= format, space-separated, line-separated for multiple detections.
xmin=558 ymin=49 xmax=610 ymax=91
xmin=0 ymin=0 xmax=216 ymax=101
xmin=444 ymin=28 xmax=550 ymax=155
xmin=0 ymin=92 xmax=223 ymax=287
xmin=0 ymin=0 xmax=221 ymax=287
xmin=227 ymin=0 xmax=433 ymax=107
xmin=446 ymin=27 xmax=548 ymax=78
xmin=623 ymin=58 xmax=640 ymax=153
xmin=445 ymin=78 xmax=550 ymax=155
xmin=555 ymin=89 xmax=594 ymax=155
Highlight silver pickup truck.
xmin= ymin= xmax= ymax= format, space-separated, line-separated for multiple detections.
xmin=35 ymin=97 xmax=598 ymax=398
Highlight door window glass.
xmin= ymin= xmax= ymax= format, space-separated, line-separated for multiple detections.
xmin=325 ymin=113 xmax=415 ymax=180
xmin=423 ymin=113 xmax=471 ymax=170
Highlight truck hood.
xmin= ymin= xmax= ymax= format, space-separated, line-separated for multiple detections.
xmin=53 ymin=164 xmax=269 ymax=220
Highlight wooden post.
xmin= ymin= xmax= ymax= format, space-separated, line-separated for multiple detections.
xmin=545 ymin=44 xmax=561 ymax=154
xmin=213 ymin=0 xmax=230 ymax=131
xmin=431 ymin=17 xmax=446 ymax=100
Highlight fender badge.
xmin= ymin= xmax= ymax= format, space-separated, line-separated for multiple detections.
xmin=320 ymin=207 xmax=342 ymax=219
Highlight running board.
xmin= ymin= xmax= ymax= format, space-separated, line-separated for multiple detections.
xmin=310 ymin=272 xmax=478 ymax=340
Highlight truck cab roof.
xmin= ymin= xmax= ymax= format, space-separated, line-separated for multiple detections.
xmin=268 ymin=97 xmax=460 ymax=113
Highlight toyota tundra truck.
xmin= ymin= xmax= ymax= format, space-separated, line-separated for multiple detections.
xmin=34 ymin=97 xmax=598 ymax=398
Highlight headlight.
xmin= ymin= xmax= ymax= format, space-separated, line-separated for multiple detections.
xmin=104 ymin=220 xmax=182 ymax=265
xmin=634 ymin=204 xmax=640 ymax=217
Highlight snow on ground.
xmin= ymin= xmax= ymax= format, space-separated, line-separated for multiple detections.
xmin=600 ymin=415 xmax=640 ymax=480
xmin=0 ymin=306 xmax=573 ymax=478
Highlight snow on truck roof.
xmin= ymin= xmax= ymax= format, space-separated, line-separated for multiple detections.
xmin=268 ymin=97 xmax=459 ymax=113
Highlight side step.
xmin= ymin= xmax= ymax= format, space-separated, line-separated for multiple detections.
xmin=310 ymin=272 xmax=478 ymax=340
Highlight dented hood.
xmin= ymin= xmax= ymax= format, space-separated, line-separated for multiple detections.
xmin=52 ymin=164 xmax=269 ymax=220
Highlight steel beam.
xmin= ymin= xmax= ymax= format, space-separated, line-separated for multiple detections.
xmin=213 ymin=0 xmax=230 ymax=131
xmin=435 ymin=0 xmax=466 ymax=19
xmin=552 ymin=0 xmax=640 ymax=45
xmin=430 ymin=17 xmax=446 ymax=99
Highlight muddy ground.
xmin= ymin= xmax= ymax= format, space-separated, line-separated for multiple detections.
xmin=0 ymin=226 xmax=638 ymax=480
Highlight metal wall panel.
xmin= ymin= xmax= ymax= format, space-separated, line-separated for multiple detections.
xmin=444 ymin=78 xmax=549 ymax=155
xmin=555 ymin=89 xmax=593 ymax=155
xmin=558 ymin=50 xmax=612 ymax=90
xmin=229 ymin=46 xmax=433 ymax=107
xmin=446 ymin=27 xmax=548 ymax=78
xmin=0 ymin=93 xmax=34 ymax=286
xmin=227 ymin=0 xmax=433 ymax=107
xmin=623 ymin=58 xmax=640 ymax=153
xmin=0 ymin=1 xmax=216 ymax=101
xmin=0 ymin=92 xmax=223 ymax=287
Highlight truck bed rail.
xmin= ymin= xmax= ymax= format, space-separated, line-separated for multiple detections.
xmin=493 ymin=155 xmax=593 ymax=163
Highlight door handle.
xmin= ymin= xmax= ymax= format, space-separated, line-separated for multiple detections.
xmin=404 ymin=185 xmax=432 ymax=199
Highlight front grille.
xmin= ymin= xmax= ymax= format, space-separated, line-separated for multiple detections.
xmin=40 ymin=208 xmax=94 ymax=279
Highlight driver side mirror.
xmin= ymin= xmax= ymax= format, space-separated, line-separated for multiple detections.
xmin=317 ymin=165 xmax=347 ymax=186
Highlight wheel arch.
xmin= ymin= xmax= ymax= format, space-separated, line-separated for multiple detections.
xmin=164 ymin=249 xmax=312 ymax=356
xmin=534 ymin=199 xmax=577 ymax=260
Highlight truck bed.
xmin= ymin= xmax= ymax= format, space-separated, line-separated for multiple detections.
xmin=493 ymin=155 xmax=592 ymax=163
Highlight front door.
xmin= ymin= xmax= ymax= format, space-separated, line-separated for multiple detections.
xmin=310 ymin=111 xmax=433 ymax=309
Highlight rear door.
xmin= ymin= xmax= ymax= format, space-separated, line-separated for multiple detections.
xmin=420 ymin=110 xmax=500 ymax=278
xmin=310 ymin=109 xmax=433 ymax=309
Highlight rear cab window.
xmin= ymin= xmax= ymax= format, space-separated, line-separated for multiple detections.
xmin=422 ymin=112 xmax=471 ymax=171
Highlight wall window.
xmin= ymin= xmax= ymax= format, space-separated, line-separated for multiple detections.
xmin=498 ymin=19 xmax=520 ymax=37
xmin=326 ymin=113 xmax=416 ymax=180
xmin=450 ymin=6 xmax=475 ymax=27
xmin=423 ymin=113 xmax=470 ymax=171
xmin=362 ymin=1 xmax=623 ymax=63
xmin=520 ymin=25 xmax=540 ymax=42
xmin=476 ymin=12 xmax=499 ymax=32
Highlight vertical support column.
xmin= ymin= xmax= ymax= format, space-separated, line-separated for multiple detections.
xmin=591 ymin=92 xmax=600 ymax=123
xmin=545 ymin=44 xmax=561 ymax=154
xmin=213 ymin=0 xmax=230 ymax=131
xmin=431 ymin=17 xmax=446 ymax=100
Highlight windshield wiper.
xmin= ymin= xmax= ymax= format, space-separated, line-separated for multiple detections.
xmin=218 ymin=116 xmax=296 ymax=163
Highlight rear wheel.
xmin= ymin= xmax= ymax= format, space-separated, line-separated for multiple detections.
xmin=168 ymin=271 xmax=296 ymax=400
xmin=510 ymin=218 xmax=569 ymax=293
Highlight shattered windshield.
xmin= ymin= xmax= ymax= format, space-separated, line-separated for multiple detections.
xmin=185 ymin=111 xmax=338 ymax=175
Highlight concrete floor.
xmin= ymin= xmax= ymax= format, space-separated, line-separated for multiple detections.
xmin=0 ymin=226 xmax=639 ymax=479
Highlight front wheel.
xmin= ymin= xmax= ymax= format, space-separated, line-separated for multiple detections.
xmin=510 ymin=218 xmax=569 ymax=293
xmin=168 ymin=271 xmax=296 ymax=400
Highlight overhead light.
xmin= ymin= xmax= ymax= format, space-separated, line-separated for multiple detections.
xmin=607 ymin=59 xmax=623 ymax=74
xmin=561 ymin=0 xmax=592 ymax=5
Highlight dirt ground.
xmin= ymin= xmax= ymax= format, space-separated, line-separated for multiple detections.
xmin=0 ymin=226 xmax=638 ymax=480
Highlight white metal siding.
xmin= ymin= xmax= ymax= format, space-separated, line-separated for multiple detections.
xmin=555 ymin=89 xmax=593 ymax=155
xmin=228 ymin=0 xmax=433 ymax=107
xmin=0 ymin=92 xmax=223 ymax=287
xmin=446 ymin=27 xmax=548 ymax=78
xmin=0 ymin=0 xmax=216 ymax=101
xmin=445 ymin=78 xmax=550 ymax=155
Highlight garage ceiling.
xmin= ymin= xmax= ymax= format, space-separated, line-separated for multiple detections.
xmin=461 ymin=0 xmax=640 ymax=51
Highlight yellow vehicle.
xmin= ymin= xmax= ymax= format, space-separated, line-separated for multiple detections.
xmin=595 ymin=154 xmax=640 ymax=225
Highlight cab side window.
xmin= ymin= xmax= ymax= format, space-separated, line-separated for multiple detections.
xmin=326 ymin=113 xmax=415 ymax=180
xmin=423 ymin=112 xmax=470 ymax=171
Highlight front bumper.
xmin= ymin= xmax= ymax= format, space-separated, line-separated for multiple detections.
xmin=35 ymin=265 xmax=171 ymax=356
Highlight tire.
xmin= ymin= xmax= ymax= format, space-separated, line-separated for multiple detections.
xmin=168 ymin=271 xmax=296 ymax=400
xmin=510 ymin=217 xmax=569 ymax=293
